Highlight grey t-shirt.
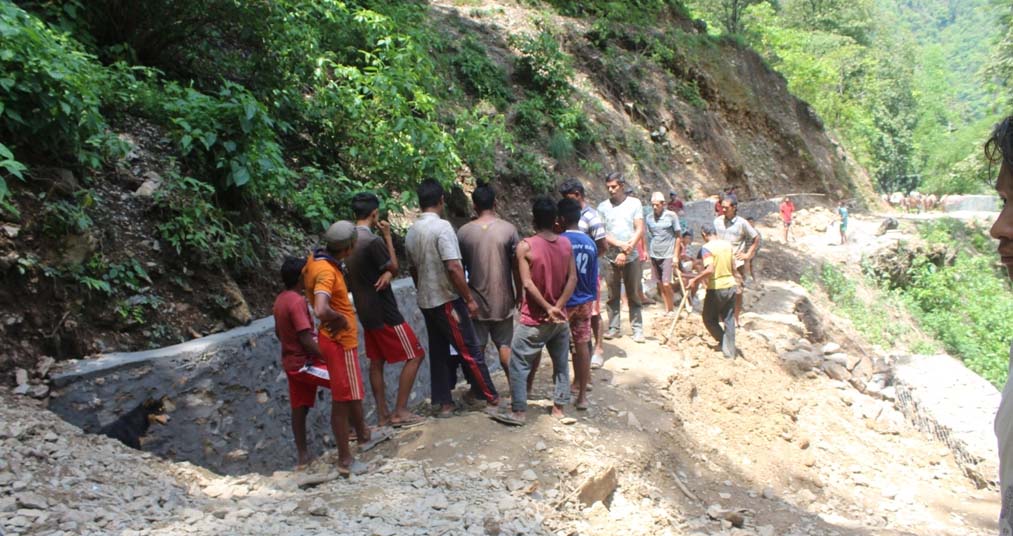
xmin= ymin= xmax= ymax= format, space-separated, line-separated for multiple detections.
xmin=713 ymin=215 xmax=759 ymax=254
xmin=646 ymin=209 xmax=681 ymax=259
xmin=405 ymin=213 xmax=462 ymax=309
xmin=597 ymin=196 xmax=644 ymax=262
xmin=458 ymin=217 xmax=519 ymax=321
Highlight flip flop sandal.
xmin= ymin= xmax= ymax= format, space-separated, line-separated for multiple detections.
xmin=358 ymin=427 xmax=392 ymax=452
xmin=338 ymin=459 xmax=368 ymax=477
xmin=576 ymin=400 xmax=590 ymax=411
xmin=390 ymin=415 xmax=426 ymax=429
xmin=488 ymin=412 xmax=525 ymax=427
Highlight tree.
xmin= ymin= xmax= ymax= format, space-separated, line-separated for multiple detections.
xmin=691 ymin=0 xmax=765 ymax=34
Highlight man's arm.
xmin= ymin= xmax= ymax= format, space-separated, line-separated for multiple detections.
xmin=516 ymin=240 xmax=560 ymax=320
xmin=379 ymin=221 xmax=399 ymax=274
xmin=296 ymin=330 xmax=321 ymax=357
xmin=631 ymin=216 xmax=645 ymax=249
xmin=688 ymin=262 xmax=715 ymax=289
xmin=445 ymin=259 xmax=478 ymax=315
xmin=738 ymin=222 xmax=761 ymax=261
xmin=313 ymin=293 xmax=347 ymax=333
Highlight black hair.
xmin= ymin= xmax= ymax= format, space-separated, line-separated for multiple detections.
xmin=721 ymin=195 xmax=738 ymax=207
xmin=986 ymin=116 xmax=1013 ymax=184
xmin=281 ymin=256 xmax=305 ymax=289
xmin=604 ymin=171 xmax=625 ymax=185
xmin=700 ymin=223 xmax=716 ymax=237
xmin=557 ymin=197 xmax=581 ymax=227
xmin=417 ymin=179 xmax=445 ymax=210
xmin=351 ymin=192 xmax=380 ymax=220
xmin=532 ymin=196 xmax=558 ymax=231
xmin=558 ymin=178 xmax=585 ymax=197
xmin=681 ymin=230 xmax=693 ymax=238
xmin=472 ymin=182 xmax=496 ymax=212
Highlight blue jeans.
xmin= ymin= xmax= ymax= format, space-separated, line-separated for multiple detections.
xmin=508 ymin=322 xmax=571 ymax=412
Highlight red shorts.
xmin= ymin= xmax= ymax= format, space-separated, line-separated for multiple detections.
xmin=319 ymin=337 xmax=365 ymax=402
xmin=285 ymin=362 xmax=331 ymax=409
xmin=567 ymin=302 xmax=593 ymax=344
xmin=364 ymin=322 xmax=425 ymax=364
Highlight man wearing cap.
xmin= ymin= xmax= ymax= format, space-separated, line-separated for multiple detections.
xmin=304 ymin=221 xmax=389 ymax=475
xmin=646 ymin=191 xmax=681 ymax=315
xmin=688 ymin=224 xmax=738 ymax=358
xmin=558 ymin=179 xmax=607 ymax=368
xmin=405 ymin=179 xmax=500 ymax=419
xmin=597 ymin=172 xmax=646 ymax=343
xmin=713 ymin=196 xmax=759 ymax=326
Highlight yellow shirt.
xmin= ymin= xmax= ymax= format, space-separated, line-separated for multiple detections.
xmin=302 ymin=250 xmax=358 ymax=348
xmin=701 ymin=239 xmax=736 ymax=290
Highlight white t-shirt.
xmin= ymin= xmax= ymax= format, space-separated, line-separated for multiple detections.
xmin=405 ymin=213 xmax=462 ymax=309
xmin=597 ymin=196 xmax=644 ymax=262
xmin=996 ymin=343 xmax=1013 ymax=534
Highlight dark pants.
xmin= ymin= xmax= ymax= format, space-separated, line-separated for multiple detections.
xmin=421 ymin=298 xmax=499 ymax=406
xmin=605 ymin=259 xmax=643 ymax=334
xmin=703 ymin=287 xmax=736 ymax=358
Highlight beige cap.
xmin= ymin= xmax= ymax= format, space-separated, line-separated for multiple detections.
xmin=324 ymin=221 xmax=356 ymax=250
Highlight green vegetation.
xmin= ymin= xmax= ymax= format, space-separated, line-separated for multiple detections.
xmin=688 ymin=0 xmax=1007 ymax=195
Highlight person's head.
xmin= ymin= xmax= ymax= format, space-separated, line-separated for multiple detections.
xmin=700 ymin=223 xmax=716 ymax=241
xmin=532 ymin=196 xmax=557 ymax=231
xmin=670 ymin=191 xmax=678 ymax=200
xmin=986 ymin=115 xmax=1013 ymax=281
xmin=558 ymin=179 xmax=586 ymax=203
xmin=280 ymin=256 xmax=306 ymax=291
xmin=417 ymin=179 xmax=445 ymax=212
xmin=557 ymin=197 xmax=581 ymax=230
xmin=721 ymin=196 xmax=737 ymax=218
xmin=604 ymin=172 xmax=626 ymax=202
xmin=472 ymin=182 xmax=496 ymax=214
xmin=783 ymin=196 xmax=791 ymax=204
xmin=650 ymin=191 xmax=666 ymax=215
xmin=680 ymin=230 xmax=693 ymax=245
xmin=351 ymin=192 xmax=381 ymax=224
xmin=323 ymin=220 xmax=357 ymax=260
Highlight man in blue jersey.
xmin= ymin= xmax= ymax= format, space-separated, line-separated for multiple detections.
xmin=558 ymin=198 xmax=598 ymax=410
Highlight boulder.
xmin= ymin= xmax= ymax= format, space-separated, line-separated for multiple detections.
xmin=577 ymin=465 xmax=618 ymax=507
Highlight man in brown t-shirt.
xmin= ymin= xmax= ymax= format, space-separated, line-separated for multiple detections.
xmin=458 ymin=183 xmax=520 ymax=385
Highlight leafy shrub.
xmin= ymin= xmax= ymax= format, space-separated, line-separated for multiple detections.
xmin=511 ymin=30 xmax=574 ymax=109
xmin=0 ymin=3 xmax=113 ymax=167
xmin=153 ymin=175 xmax=255 ymax=267
xmin=451 ymin=36 xmax=511 ymax=107
xmin=454 ymin=110 xmax=514 ymax=181
xmin=0 ymin=143 xmax=26 ymax=215
xmin=41 ymin=190 xmax=95 ymax=236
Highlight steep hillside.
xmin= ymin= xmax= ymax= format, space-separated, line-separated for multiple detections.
xmin=0 ymin=0 xmax=871 ymax=374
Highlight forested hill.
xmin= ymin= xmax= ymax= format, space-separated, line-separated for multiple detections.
xmin=0 ymin=0 xmax=868 ymax=372
xmin=688 ymin=0 xmax=1007 ymax=195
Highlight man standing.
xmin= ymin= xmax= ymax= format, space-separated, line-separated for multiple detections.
xmin=646 ymin=192 xmax=681 ymax=315
xmin=558 ymin=198 xmax=597 ymax=410
xmin=491 ymin=197 xmax=576 ymax=425
xmin=558 ymin=179 xmax=607 ymax=367
xmin=668 ymin=191 xmax=686 ymax=230
xmin=837 ymin=200 xmax=849 ymax=245
xmin=304 ymin=222 xmax=390 ymax=475
xmin=405 ymin=179 xmax=499 ymax=419
xmin=348 ymin=192 xmax=426 ymax=429
xmin=457 ymin=183 xmax=520 ymax=384
xmin=713 ymin=197 xmax=759 ymax=326
xmin=597 ymin=172 xmax=646 ymax=343
xmin=688 ymin=224 xmax=738 ymax=359
xmin=780 ymin=196 xmax=795 ymax=242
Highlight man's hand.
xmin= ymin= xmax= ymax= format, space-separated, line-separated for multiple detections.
xmin=614 ymin=251 xmax=627 ymax=267
xmin=323 ymin=315 xmax=348 ymax=334
xmin=621 ymin=241 xmax=634 ymax=254
xmin=734 ymin=251 xmax=747 ymax=261
xmin=378 ymin=220 xmax=392 ymax=238
xmin=547 ymin=305 xmax=567 ymax=323
xmin=375 ymin=271 xmax=393 ymax=291
xmin=466 ymin=298 xmax=480 ymax=317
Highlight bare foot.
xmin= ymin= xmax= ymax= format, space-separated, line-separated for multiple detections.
xmin=550 ymin=404 xmax=565 ymax=418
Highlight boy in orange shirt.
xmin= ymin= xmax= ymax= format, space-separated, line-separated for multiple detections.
xmin=304 ymin=221 xmax=389 ymax=475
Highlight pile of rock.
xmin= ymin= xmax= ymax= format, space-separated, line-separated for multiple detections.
xmin=11 ymin=355 xmax=54 ymax=399
xmin=778 ymin=339 xmax=892 ymax=397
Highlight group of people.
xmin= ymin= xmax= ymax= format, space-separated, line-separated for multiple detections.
xmin=271 ymin=172 xmax=766 ymax=473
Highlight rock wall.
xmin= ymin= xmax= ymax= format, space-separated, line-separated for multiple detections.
xmin=48 ymin=278 xmax=496 ymax=475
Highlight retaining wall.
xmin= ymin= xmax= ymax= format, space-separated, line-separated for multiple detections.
xmin=48 ymin=278 xmax=499 ymax=475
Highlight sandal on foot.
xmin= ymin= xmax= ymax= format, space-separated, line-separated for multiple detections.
xmin=338 ymin=459 xmax=368 ymax=477
xmin=576 ymin=400 xmax=590 ymax=411
xmin=488 ymin=411 xmax=525 ymax=426
xmin=391 ymin=415 xmax=426 ymax=429
xmin=358 ymin=427 xmax=392 ymax=452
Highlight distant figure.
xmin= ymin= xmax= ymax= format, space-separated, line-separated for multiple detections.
xmin=779 ymin=196 xmax=795 ymax=242
xmin=714 ymin=192 xmax=725 ymax=218
xmin=713 ymin=197 xmax=759 ymax=327
xmin=646 ymin=191 xmax=681 ymax=315
xmin=889 ymin=191 xmax=904 ymax=207
xmin=987 ymin=114 xmax=1013 ymax=536
xmin=558 ymin=198 xmax=598 ymax=411
xmin=558 ymin=179 xmax=607 ymax=369
xmin=688 ymin=224 xmax=738 ymax=359
xmin=668 ymin=191 xmax=687 ymax=230
xmin=597 ymin=172 xmax=646 ymax=343
xmin=923 ymin=193 xmax=938 ymax=211
xmin=837 ymin=201 xmax=849 ymax=245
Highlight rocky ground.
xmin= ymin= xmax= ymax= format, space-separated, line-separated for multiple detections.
xmin=0 ymin=209 xmax=1002 ymax=536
